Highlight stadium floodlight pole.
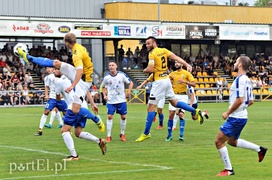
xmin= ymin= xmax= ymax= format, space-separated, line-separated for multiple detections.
xmin=158 ymin=0 xmax=160 ymax=21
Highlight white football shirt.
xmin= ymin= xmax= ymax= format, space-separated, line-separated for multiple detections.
xmin=229 ymin=74 xmax=253 ymax=118
xmin=102 ymin=71 xmax=131 ymax=104
xmin=44 ymin=73 xmax=57 ymax=99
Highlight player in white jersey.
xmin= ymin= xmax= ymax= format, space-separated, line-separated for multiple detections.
xmin=53 ymin=69 xmax=106 ymax=160
xmin=101 ymin=61 xmax=133 ymax=142
xmin=215 ymin=56 xmax=267 ymax=176
xmin=34 ymin=67 xmax=67 ymax=136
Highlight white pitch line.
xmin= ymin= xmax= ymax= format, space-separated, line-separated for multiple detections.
xmin=0 ymin=145 xmax=172 ymax=180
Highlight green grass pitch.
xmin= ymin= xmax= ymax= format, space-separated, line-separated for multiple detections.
xmin=0 ymin=102 xmax=271 ymax=180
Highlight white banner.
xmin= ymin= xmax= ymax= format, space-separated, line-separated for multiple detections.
xmin=219 ymin=25 xmax=270 ymax=40
xmin=0 ymin=21 xmax=73 ymax=37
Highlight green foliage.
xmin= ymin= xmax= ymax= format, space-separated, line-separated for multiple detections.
xmin=0 ymin=102 xmax=271 ymax=179
xmin=254 ymin=0 xmax=271 ymax=7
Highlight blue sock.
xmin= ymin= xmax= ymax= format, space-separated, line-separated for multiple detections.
xmin=27 ymin=55 xmax=54 ymax=67
xmin=176 ymin=101 xmax=196 ymax=115
xmin=167 ymin=120 xmax=173 ymax=137
xmin=179 ymin=118 xmax=186 ymax=137
xmin=159 ymin=113 xmax=164 ymax=126
xmin=143 ymin=112 xmax=156 ymax=135
xmin=78 ymin=108 xmax=99 ymax=123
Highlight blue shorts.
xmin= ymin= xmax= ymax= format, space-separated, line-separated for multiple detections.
xmin=45 ymin=99 xmax=67 ymax=112
xmin=63 ymin=109 xmax=87 ymax=128
xmin=107 ymin=102 xmax=127 ymax=115
xmin=192 ymin=103 xmax=198 ymax=109
xmin=219 ymin=117 xmax=247 ymax=140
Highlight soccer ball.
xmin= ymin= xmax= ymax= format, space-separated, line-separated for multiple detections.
xmin=13 ymin=43 xmax=28 ymax=57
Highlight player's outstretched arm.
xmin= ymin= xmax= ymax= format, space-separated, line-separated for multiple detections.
xmin=169 ymin=53 xmax=192 ymax=72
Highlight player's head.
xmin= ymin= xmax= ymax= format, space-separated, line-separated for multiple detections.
xmin=53 ymin=68 xmax=62 ymax=78
xmin=145 ymin=36 xmax=157 ymax=51
xmin=108 ymin=60 xmax=118 ymax=74
xmin=174 ymin=61 xmax=182 ymax=70
xmin=46 ymin=67 xmax=53 ymax=74
xmin=64 ymin=33 xmax=76 ymax=49
xmin=234 ymin=56 xmax=251 ymax=72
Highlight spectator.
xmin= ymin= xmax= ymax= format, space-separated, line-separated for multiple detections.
xmin=140 ymin=44 xmax=148 ymax=69
xmin=118 ymin=44 xmax=125 ymax=67
xmin=21 ymin=85 xmax=30 ymax=105
xmin=222 ymin=78 xmax=228 ymax=90
xmin=251 ymin=77 xmax=258 ymax=89
xmin=7 ymin=86 xmax=16 ymax=106
xmin=0 ymin=87 xmax=8 ymax=105
xmin=32 ymin=87 xmax=45 ymax=104
xmin=126 ymin=47 xmax=134 ymax=69
xmin=134 ymin=46 xmax=140 ymax=68
xmin=257 ymin=76 xmax=264 ymax=88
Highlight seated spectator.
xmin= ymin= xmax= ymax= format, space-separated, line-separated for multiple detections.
xmin=222 ymin=78 xmax=228 ymax=90
xmin=251 ymin=77 xmax=258 ymax=89
xmin=21 ymin=85 xmax=30 ymax=105
xmin=0 ymin=87 xmax=8 ymax=105
xmin=7 ymin=86 xmax=16 ymax=106
xmin=32 ymin=88 xmax=45 ymax=104
xmin=257 ymin=76 xmax=264 ymax=88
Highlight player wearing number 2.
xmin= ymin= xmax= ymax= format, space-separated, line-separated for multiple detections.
xmin=215 ymin=56 xmax=267 ymax=176
xmin=136 ymin=36 xmax=204 ymax=142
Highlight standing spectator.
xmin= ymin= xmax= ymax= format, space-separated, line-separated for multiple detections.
xmin=133 ymin=46 xmax=140 ymax=68
xmin=140 ymin=44 xmax=148 ymax=69
xmin=213 ymin=53 xmax=219 ymax=69
xmin=25 ymin=71 xmax=33 ymax=87
xmin=118 ymin=44 xmax=125 ymax=67
xmin=126 ymin=47 xmax=133 ymax=69
xmin=101 ymin=61 xmax=133 ymax=142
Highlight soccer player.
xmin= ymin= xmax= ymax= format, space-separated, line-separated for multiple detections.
xmin=165 ymin=61 xmax=199 ymax=141
xmin=53 ymin=68 xmax=107 ymax=160
xmin=17 ymin=33 xmax=93 ymax=130
xmin=172 ymin=85 xmax=209 ymax=141
xmin=44 ymin=107 xmax=63 ymax=129
xmin=101 ymin=61 xmax=133 ymax=142
xmin=215 ymin=56 xmax=267 ymax=176
xmin=135 ymin=36 xmax=204 ymax=142
xmin=136 ymin=74 xmax=165 ymax=130
xmin=35 ymin=67 xmax=67 ymax=136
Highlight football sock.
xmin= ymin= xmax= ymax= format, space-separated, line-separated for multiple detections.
xmin=39 ymin=114 xmax=48 ymax=129
xmin=79 ymin=132 xmax=99 ymax=143
xmin=56 ymin=111 xmax=63 ymax=125
xmin=27 ymin=55 xmax=54 ymax=67
xmin=176 ymin=101 xmax=195 ymax=114
xmin=120 ymin=119 xmax=126 ymax=135
xmin=167 ymin=119 xmax=173 ymax=137
xmin=173 ymin=114 xmax=179 ymax=128
xmin=179 ymin=118 xmax=186 ymax=136
xmin=159 ymin=113 xmax=164 ymax=126
xmin=62 ymin=132 xmax=77 ymax=157
xmin=107 ymin=119 xmax=113 ymax=136
xmin=237 ymin=139 xmax=260 ymax=152
xmin=49 ymin=111 xmax=56 ymax=125
xmin=144 ymin=112 xmax=156 ymax=135
xmin=218 ymin=146 xmax=232 ymax=170
xmin=78 ymin=108 xmax=98 ymax=123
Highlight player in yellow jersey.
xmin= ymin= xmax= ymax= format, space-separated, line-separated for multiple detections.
xmin=136 ymin=73 xmax=165 ymax=130
xmin=165 ymin=61 xmax=209 ymax=141
xmin=136 ymin=36 xmax=204 ymax=142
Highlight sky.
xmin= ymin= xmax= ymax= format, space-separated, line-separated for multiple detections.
xmin=131 ymin=0 xmax=256 ymax=6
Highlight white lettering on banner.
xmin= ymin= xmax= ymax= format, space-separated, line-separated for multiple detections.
xmin=135 ymin=26 xmax=147 ymax=36
xmin=205 ymin=29 xmax=217 ymax=36
xmin=189 ymin=31 xmax=203 ymax=39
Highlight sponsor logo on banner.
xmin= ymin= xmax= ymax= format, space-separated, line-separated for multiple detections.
xmin=254 ymin=31 xmax=268 ymax=36
xmin=81 ymin=31 xmax=111 ymax=36
xmin=34 ymin=23 xmax=54 ymax=34
xmin=186 ymin=26 xmax=219 ymax=39
xmin=136 ymin=26 xmax=147 ymax=36
xmin=0 ymin=25 xmax=7 ymax=30
xmin=152 ymin=26 xmax=162 ymax=36
xmin=114 ymin=26 xmax=131 ymax=36
xmin=12 ymin=25 xmax=29 ymax=32
xmin=58 ymin=26 xmax=71 ymax=33
xmin=74 ymin=24 xmax=103 ymax=30
xmin=223 ymin=29 xmax=249 ymax=36
xmin=165 ymin=26 xmax=185 ymax=36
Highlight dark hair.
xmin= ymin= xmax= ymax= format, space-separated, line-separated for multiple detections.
xmin=146 ymin=36 xmax=157 ymax=43
xmin=109 ymin=60 xmax=117 ymax=64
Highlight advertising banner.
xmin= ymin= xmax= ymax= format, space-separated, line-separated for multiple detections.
xmin=219 ymin=25 xmax=270 ymax=40
xmin=185 ymin=25 xmax=219 ymax=39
